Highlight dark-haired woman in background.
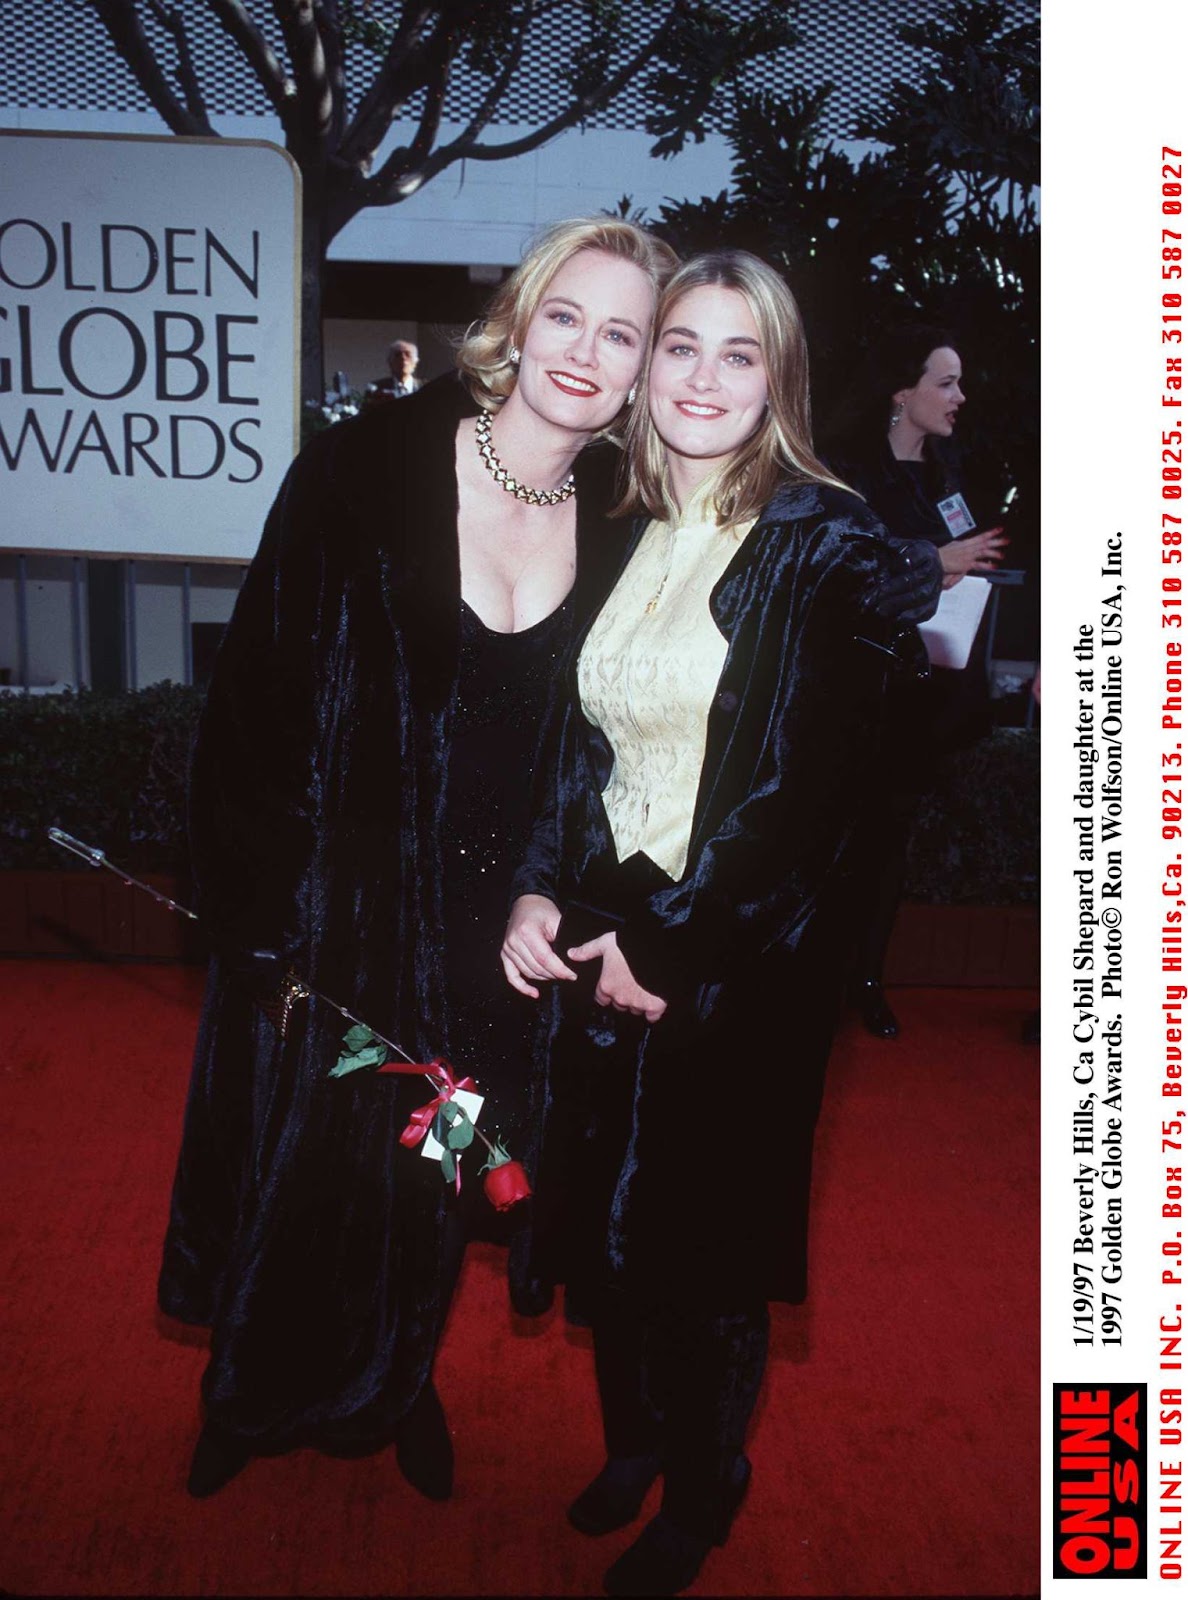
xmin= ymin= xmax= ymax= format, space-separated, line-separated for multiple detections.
xmin=502 ymin=252 xmax=935 ymax=1596
xmin=825 ymin=327 xmax=1008 ymax=1038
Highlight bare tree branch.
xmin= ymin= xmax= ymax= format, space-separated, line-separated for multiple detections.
xmin=405 ymin=58 xmax=448 ymax=171
xmin=146 ymin=0 xmax=210 ymax=124
xmin=315 ymin=0 xmax=348 ymax=151
xmin=202 ymin=0 xmax=294 ymax=125
xmin=271 ymin=0 xmax=332 ymax=143
xmin=338 ymin=2 xmax=440 ymax=166
xmin=430 ymin=12 xmax=528 ymax=156
xmin=424 ymin=5 xmax=680 ymax=172
xmin=357 ymin=11 xmax=486 ymax=208
xmin=86 ymin=0 xmax=213 ymax=135
xmin=358 ymin=23 xmax=518 ymax=210
xmin=358 ymin=2 xmax=682 ymax=211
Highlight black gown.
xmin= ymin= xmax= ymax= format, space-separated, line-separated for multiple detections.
xmin=440 ymin=597 xmax=573 ymax=1224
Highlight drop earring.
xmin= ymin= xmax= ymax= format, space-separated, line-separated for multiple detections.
xmin=889 ymin=401 xmax=904 ymax=429
xmin=509 ymin=345 xmax=521 ymax=366
xmin=627 ymin=387 xmax=637 ymax=406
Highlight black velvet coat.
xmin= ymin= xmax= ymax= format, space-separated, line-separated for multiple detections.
xmin=830 ymin=436 xmax=990 ymax=755
xmin=512 ymin=481 xmax=897 ymax=1310
xmin=157 ymin=375 xmax=627 ymax=1451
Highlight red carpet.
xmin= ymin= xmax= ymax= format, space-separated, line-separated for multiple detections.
xmin=0 ymin=962 xmax=1039 ymax=1596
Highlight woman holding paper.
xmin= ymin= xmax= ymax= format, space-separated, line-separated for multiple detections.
xmin=501 ymin=250 xmax=918 ymax=1595
xmin=824 ymin=326 xmax=1008 ymax=1039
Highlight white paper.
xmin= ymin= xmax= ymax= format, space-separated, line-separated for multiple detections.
xmin=420 ymin=1087 xmax=485 ymax=1162
xmin=917 ymin=574 xmax=991 ymax=670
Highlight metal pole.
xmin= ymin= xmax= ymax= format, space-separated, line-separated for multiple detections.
xmin=983 ymin=584 xmax=1002 ymax=676
xmin=124 ymin=559 xmax=138 ymax=691
xmin=181 ymin=563 xmax=193 ymax=686
xmin=16 ymin=553 xmax=30 ymax=690
xmin=70 ymin=556 xmax=85 ymax=688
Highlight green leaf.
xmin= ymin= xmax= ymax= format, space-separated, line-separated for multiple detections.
xmin=329 ymin=1036 xmax=388 ymax=1076
xmin=329 ymin=1051 xmax=370 ymax=1078
xmin=439 ymin=1101 xmax=461 ymax=1123
xmin=352 ymin=1041 xmax=388 ymax=1068
xmin=343 ymin=1024 xmax=375 ymax=1051
xmin=440 ymin=1148 xmax=457 ymax=1184
xmin=446 ymin=1118 xmax=474 ymax=1151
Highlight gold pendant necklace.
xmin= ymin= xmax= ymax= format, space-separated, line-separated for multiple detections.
xmin=475 ymin=412 xmax=576 ymax=506
xmin=644 ymin=525 xmax=678 ymax=614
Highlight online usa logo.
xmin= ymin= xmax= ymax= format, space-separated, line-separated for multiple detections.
xmin=1052 ymin=1385 xmax=1146 ymax=1578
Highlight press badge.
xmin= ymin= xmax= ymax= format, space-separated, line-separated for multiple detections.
xmin=936 ymin=491 xmax=977 ymax=537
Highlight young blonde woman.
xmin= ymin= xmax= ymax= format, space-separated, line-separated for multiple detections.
xmin=503 ymin=250 xmax=918 ymax=1594
xmin=160 ymin=217 xmax=677 ymax=1502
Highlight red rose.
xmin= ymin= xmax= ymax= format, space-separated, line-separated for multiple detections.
xmin=483 ymin=1158 xmax=532 ymax=1211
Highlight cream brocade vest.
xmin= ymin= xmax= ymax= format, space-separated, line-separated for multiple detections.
xmin=578 ymin=490 xmax=756 ymax=881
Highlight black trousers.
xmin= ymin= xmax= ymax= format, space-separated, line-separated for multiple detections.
xmin=588 ymin=1284 xmax=769 ymax=1531
xmin=848 ymin=784 xmax=920 ymax=979
xmin=848 ymin=660 xmax=991 ymax=982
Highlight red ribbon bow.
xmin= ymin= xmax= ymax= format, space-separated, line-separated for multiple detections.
xmin=376 ymin=1056 xmax=477 ymax=1160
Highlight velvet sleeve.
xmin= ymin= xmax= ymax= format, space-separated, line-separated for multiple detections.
xmin=867 ymin=535 xmax=942 ymax=624
xmin=824 ymin=446 xmax=943 ymax=625
xmin=507 ymin=683 xmax=568 ymax=908
xmin=187 ymin=433 xmax=341 ymax=959
xmin=614 ymin=528 xmax=888 ymax=997
xmin=508 ymin=674 xmax=604 ymax=911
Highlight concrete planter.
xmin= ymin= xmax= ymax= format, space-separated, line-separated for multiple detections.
xmin=884 ymin=901 xmax=1039 ymax=988
xmin=0 ymin=870 xmax=199 ymax=961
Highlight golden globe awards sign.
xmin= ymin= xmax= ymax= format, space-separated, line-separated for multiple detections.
xmin=0 ymin=131 xmax=299 ymax=560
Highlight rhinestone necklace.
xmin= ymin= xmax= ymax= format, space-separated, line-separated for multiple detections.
xmin=475 ymin=411 xmax=576 ymax=506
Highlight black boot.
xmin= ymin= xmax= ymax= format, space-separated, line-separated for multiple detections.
xmin=602 ymin=1456 xmax=751 ymax=1596
xmin=602 ymin=1514 xmax=713 ymax=1596
xmin=855 ymin=977 xmax=900 ymax=1039
xmin=606 ymin=1301 xmax=767 ymax=1594
xmin=574 ymin=1288 xmax=662 ymax=1535
xmin=187 ymin=1420 xmax=252 ymax=1498
xmin=568 ymin=1452 xmax=662 ymax=1536
xmin=394 ymin=1380 xmax=454 ymax=1501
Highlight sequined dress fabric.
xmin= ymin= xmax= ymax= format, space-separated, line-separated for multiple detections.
xmin=440 ymin=596 xmax=573 ymax=1153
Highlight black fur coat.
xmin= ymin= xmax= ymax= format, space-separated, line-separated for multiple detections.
xmin=156 ymin=376 xmax=626 ymax=1449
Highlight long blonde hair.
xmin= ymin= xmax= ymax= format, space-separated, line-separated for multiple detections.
xmin=456 ymin=217 xmax=678 ymax=418
xmin=616 ymin=249 xmax=850 ymax=525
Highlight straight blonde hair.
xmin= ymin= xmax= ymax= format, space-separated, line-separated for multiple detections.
xmin=616 ymin=250 xmax=851 ymax=526
xmin=456 ymin=217 xmax=678 ymax=416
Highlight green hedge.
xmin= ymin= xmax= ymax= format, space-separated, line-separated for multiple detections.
xmin=0 ymin=686 xmax=1039 ymax=904
xmin=0 ymin=685 xmax=203 ymax=873
xmin=907 ymin=728 xmax=1039 ymax=905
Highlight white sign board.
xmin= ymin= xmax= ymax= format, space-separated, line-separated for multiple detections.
xmin=0 ymin=131 xmax=299 ymax=560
